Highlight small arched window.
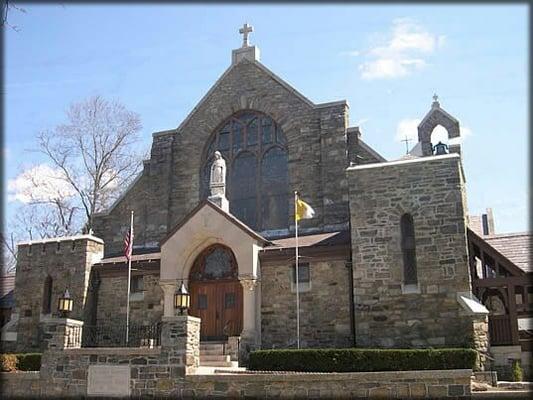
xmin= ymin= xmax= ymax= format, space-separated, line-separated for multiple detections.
xmin=200 ymin=111 xmax=289 ymax=232
xmin=42 ymin=275 xmax=53 ymax=314
xmin=400 ymin=214 xmax=418 ymax=285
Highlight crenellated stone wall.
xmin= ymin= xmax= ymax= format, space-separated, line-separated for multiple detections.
xmin=12 ymin=236 xmax=103 ymax=352
xmin=348 ymin=154 xmax=483 ymax=349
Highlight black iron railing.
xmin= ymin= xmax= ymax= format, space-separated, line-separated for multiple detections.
xmin=79 ymin=322 xmax=162 ymax=348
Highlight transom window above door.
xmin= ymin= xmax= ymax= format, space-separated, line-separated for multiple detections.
xmin=189 ymin=244 xmax=238 ymax=282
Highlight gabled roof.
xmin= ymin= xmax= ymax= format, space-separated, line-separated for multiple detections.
xmin=418 ymin=103 xmax=460 ymax=129
xmin=467 ymin=228 xmax=529 ymax=275
xmin=161 ymin=200 xmax=270 ymax=246
xmin=483 ymin=232 xmax=531 ymax=273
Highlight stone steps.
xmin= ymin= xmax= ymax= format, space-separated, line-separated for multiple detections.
xmin=199 ymin=341 xmax=233 ymax=367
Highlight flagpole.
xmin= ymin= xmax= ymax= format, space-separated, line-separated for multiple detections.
xmin=125 ymin=210 xmax=133 ymax=345
xmin=294 ymin=191 xmax=300 ymax=349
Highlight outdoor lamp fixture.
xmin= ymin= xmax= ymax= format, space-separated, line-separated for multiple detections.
xmin=174 ymin=282 xmax=190 ymax=315
xmin=58 ymin=288 xmax=73 ymax=318
xmin=433 ymin=141 xmax=449 ymax=155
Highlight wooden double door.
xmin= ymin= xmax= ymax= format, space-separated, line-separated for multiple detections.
xmin=189 ymin=279 xmax=243 ymax=340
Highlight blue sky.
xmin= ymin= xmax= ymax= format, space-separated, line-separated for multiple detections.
xmin=4 ymin=3 xmax=529 ymax=233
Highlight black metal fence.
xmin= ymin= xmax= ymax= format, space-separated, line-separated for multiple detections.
xmin=74 ymin=322 xmax=162 ymax=348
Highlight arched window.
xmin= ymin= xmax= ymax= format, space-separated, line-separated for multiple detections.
xmin=200 ymin=111 xmax=289 ymax=232
xmin=400 ymin=214 xmax=418 ymax=285
xmin=189 ymin=245 xmax=238 ymax=282
xmin=42 ymin=275 xmax=53 ymax=314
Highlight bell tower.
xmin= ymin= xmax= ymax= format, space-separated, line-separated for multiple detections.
xmin=417 ymin=94 xmax=462 ymax=156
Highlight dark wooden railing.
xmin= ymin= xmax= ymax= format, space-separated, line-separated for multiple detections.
xmin=488 ymin=315 xmax=513 ymax=345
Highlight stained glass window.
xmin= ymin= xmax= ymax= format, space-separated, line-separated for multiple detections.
xmin=200 ymin=111 xmax=289 ymax=232
xmin=190 ymin=245 xmax=238 ymax=282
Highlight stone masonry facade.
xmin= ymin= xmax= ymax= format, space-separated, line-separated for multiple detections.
xmin=95 ymin=269 xmax=163 ymax=327
xmin=260 ymin=258 xmax=353 ymax=349
xmin=92 ymin=58 xmax=382 ymax=256
xmin=348 ymin=154 xmax=479 ymax=348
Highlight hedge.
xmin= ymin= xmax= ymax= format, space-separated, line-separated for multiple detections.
xmin=0 ymin=353 xmax=42 ymax=372
xmin=248 ymin=348 xmax=477 ymax=372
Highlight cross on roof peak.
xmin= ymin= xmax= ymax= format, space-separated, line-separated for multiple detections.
xmin=239 ymin=23 xmax=253 ymax=48
xmin=433 ymin=93 xmax=439 ymax=102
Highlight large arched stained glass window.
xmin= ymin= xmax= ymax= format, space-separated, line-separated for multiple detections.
xmin=201 ymin=111 xmax=289 ymax=232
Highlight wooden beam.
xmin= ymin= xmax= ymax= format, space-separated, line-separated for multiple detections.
xmin=473 ymin=276 xmax=531 ymax=287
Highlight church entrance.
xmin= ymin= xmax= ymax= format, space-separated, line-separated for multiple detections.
xmin=188 ymin=244 xmax=243 ymax=340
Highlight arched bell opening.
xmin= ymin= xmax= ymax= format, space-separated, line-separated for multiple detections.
xmin=188 ymin=244 xmax=243 ymax=341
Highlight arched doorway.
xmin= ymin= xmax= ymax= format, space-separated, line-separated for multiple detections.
xmin=188 ymin=244 xmax=243 ymax=340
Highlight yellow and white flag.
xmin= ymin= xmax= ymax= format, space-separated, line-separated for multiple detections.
xmin=295 ymin=196 xmax=315 ymax=221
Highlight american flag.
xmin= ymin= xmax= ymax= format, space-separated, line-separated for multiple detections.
xmin=124 ymin=225 xmax=133 ymax=261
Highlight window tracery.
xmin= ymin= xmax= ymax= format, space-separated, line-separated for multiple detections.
xmin=201 ymin=111 xmax=289 ymax=231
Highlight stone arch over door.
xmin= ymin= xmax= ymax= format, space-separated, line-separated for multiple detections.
xmin=188 ymin=244 xmax=243 ymax=340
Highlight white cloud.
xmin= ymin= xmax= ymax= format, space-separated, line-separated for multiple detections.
xmin=395 ymin=118 xmax=421 ymax=142
xmin=358 ymin=18 xmax=445 ymax=80
xmin=7 ymin=164 xmax=76 ymax=203
xmin=395 ymin=118 xmax=473 ymax=145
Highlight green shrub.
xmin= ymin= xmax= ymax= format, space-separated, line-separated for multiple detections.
xmin=0 ymin=354 xmax=18 ymax=372
xmin=249 ymin=348 xmax=477 ymax=372
xmin=16 ymin=353 xmax=42 ymax=371
xmin=512 ymin=359 xmax=523 ymax=382
xmin=0 ymin=353 xmax=42 ymax=371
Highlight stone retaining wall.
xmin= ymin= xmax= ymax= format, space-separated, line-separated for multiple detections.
xmin=1 ymin=368 xmax=473 ymax=399
xmin=1 ymin=371 xmax=41 ymax=397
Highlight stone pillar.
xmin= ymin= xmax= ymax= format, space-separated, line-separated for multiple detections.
xmin=160 ymin=280 xmax=177 ymax=318
xmin=160 ymin=315 xmax=200 ymax=376
xmin=239 ymin=278 xmax=258 ymax=365
xmin=40 ymin=316 xmax=84 ymax=351
xmin=39 ymin=317 xmax=84 ymax=384
xmin=472 ymin=314 xmax=490 ymax=371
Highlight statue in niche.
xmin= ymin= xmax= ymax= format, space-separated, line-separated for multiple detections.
xmin=210 ymin=151 xmax=226 ymax=196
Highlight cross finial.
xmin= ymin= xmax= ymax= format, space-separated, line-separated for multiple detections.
xmin=432 ymin=93 xmax=440 ymax=109
xmin=239 ymin=23 xmax=253 ymax=48
xmin=433 ymin=93 xmax=439 ymax=102
xmin=401 ymin=135 xmax=412 ymax=155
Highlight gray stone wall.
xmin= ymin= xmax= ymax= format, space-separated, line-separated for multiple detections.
xmin=13 ymin=237 xmax=103 ymax=352
xmin=348 ymin=154 xmax=478 ymax=348
xmin=95 ymin=270 xmax=163 ymax=328
xmin=260 ymin=258 xmax=353 ymax=349
xmin=38 ymin=316 xmax=200 ymax=397
xmin=1 ymin=368 xmax=473 ymax=399
xmin=93 ymin=59 xmax=384 ymax=256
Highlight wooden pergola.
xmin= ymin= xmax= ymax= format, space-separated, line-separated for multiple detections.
xmin=468 ymin=229 xmax=532 ymax=350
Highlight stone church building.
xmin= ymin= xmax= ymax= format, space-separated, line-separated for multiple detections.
xmin=4 ymin=28 xmax=489 ymax=361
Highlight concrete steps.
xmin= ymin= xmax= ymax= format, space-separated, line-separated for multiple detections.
xmin=199 ymin=341 xmax=233 ymax=367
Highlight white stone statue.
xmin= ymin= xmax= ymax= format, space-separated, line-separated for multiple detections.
xmin=209 ymin=151 xmax=226 ymax=197
xmin=210 ymin=151 xmax=226 ymax=184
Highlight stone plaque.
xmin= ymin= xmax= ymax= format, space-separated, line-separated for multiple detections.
xmin=87 ymin=365 xmax=130 ymax=397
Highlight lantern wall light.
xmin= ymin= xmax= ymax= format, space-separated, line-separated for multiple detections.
xmin=174 ymin=281 xmax=190 ymax=315
xmin=58 ymin=288 xmax=73 ymax=318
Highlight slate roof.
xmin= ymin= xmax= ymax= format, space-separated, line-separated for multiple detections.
xmin=265 ymin=230 xmax=350 ymax=250
xmin=483 ymin=232 xmax=532 ymax=273
xmin=0 ymin=274 xmax=15 ymax=308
